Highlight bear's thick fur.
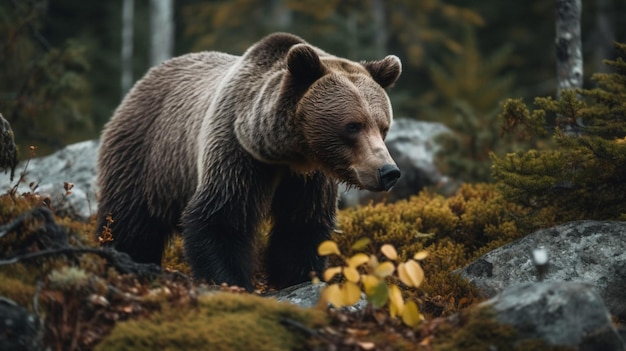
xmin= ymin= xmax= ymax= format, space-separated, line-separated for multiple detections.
xmin=96 ymin=33 xmax=401 ymax=290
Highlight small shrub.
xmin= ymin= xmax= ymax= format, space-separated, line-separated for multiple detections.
xmin=317 ymin=239 xmax=427 ymax=327
xmin=333 ymin=183 xmax=524 ymax=314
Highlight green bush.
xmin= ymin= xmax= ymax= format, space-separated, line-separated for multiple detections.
xmin=492 ymin=42 xmax=626 ymax=226
xmin=333 ymin=183 xmax=526 ymax=313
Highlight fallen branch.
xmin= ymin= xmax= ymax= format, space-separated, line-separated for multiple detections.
xmin=0 ymin=206 xmax=161 ymax=278
xmin=0 ymin=246 xmax=162 ymax=278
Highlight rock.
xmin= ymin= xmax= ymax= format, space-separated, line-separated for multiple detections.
xmin=461 ymin=220 xmax=626 ymax=320
xmin=339 ymin=118 xmax=453 ymax=207
xmin=266 ymin=282 xmax=367 ymax=311
xmin=266 ymin=282 xmax=324 ymax=308
xmin=483 ymin=282 xmax=625 ymax=350
xmin=0 ymin=297 xmax=43 ymax=351
xmin=0 ymin=139 xmax=99 ymax=219
xmin=0 ymin=113 xmax=18 ymax=181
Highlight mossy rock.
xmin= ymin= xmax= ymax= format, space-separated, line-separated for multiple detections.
xmin=430 ymin=306 xmax=573 ymax=351
xmin=95 ymin=292 xmax=328 ymax=351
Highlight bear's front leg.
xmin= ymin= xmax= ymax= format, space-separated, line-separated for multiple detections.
xmin=183 ymin=201 xmax=257 ymax=291
xmin=182 ymin=172 xmax=274 ymax=291
xmin=266 ymin=171 xmax=338 ymax=289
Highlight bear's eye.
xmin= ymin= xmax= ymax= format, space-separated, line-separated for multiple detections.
xmin=381 ymin=127 xmax=389 ymax=138
xmin=345 ymin=122 xmax=363 ymax=134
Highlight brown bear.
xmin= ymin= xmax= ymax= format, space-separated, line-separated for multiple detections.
xmin=96 ymin=33 xmax=401 ymax=291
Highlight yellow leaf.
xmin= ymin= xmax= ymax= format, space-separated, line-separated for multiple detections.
xmin=388 ymin=284 xmax=404 ymax=318
xmin=413 ymin=251 xmax=429 ymax=260
xmin=321 ymin=284 xmax=344 ymax=308
xmin=381 ymin=244 xmax=398 ymax=260
xmin=344 ymin=267 xmax=361 ymax=283
xmin=361 ymin=274 xmax=380 ymax=295
xmin=342 ymin=281 xmax=362 ymax=306
xmin=397 ymin=263 xmax=410 ymax=287
xmin=347 ymin=253 xmax=370 ymax=268
xmin=368 ymin=254 xmax=379 ymax=269
xmin=323 ymin=266 xmax=342 ymax=282
xmin=318 ymin=240 xmax=341 ymax=256
xmin=357 ymin=341 xmax=375 ymax=350
xmin=401 ymin=300 xmax=424 ymax=328
xmin=351 ymin=237 xmax=371 ymax=251
xmin=398 ymin=260 xmax=424 ymax=287
xmin=374 ymin=261 xmax=395 ymax=278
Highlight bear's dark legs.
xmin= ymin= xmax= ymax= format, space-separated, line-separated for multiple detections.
xmin=266 ymin=171 xmax=338 ymax=288
xmin=96 ymin=201 xmax=170 ymax=265
xmin=183 ymin=206 xmax=258 ymax=291
xmin=182 ymin=160 xmax=275 ymax=291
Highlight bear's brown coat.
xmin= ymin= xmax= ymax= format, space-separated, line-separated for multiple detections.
xmin=96 ymin=33 xmax=401 ymax=290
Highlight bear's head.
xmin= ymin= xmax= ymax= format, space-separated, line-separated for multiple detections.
xmin=286 ymin=44 xmax=402 ymax=192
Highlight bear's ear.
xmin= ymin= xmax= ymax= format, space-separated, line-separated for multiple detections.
xmin=362 ymin=55 xmax=402 ymax=88
xmin=287 ymin=44 xmax=324 ymax=85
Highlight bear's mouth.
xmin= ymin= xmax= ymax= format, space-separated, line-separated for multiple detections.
xmin=337 ymin=166 xmax=399 ymax=192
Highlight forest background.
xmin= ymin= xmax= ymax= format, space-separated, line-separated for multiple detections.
xmin=1 ymin=0 xmax=625 ymax=183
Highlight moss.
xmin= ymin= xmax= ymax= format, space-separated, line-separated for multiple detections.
xmin=162 ymin=236 xmax=191 ymax=275
xmin=0 ymin=192 xmax=41 ymax=223
xmin=0 ymin=270 xmax=37 ymax=307
xmin=95 ymin=292 xmax=328 ymax=351
xmin=430 ymin=306 xmax=573 ymax=351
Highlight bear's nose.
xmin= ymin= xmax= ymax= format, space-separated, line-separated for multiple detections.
xmin=378 ymin=164 xmax=401 ymax=191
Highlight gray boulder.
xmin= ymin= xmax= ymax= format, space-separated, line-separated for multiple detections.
xmin=339 ymin=118 xmax=452 ymax=207
xmin=265 ymin=282 xmax=367 ymax=312
xmin=0 ymin=140 xmax=99 ymax=219
xmin=461 ymin=220 xmax=626 ymax=320
xmin=0 ymin=298 xmax=43 ymax=351
xmin=483 ymin=282 xmax=624 ymax=350
xmin=265 ymin=282 xmax=325 ymax=308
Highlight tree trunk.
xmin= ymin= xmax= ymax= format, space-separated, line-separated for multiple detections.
xmin=590 ymin=0 xmax=613 ymax=74
xmin=120 ymin=0 xmax=134 ymax=97
xmin=555 ymin=0 xmax=582 ymax=97
xmin=150 ymin=0 xmax=174 ymax=67
xmin=268 ymin=0 xmax=291 ymax=28
xmin=371 ymin=0 xmax=387 ymax=58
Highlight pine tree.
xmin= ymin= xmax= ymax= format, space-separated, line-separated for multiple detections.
xmin=492 ymin=42 xmax=626 ymax=224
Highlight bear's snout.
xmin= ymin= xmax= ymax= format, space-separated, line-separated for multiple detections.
xmin=378 ymin=164 xmax=401 ymax=191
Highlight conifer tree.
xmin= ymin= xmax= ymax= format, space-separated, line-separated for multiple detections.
xmin=492 ymin=43 xmax=626 ymax=224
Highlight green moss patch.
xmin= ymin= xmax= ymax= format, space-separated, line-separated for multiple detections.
xmin=95 ymin=293 xmax=328 ymax=351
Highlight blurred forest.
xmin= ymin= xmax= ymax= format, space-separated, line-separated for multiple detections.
xmin=1 ymin=0 xmax=625 ymax=170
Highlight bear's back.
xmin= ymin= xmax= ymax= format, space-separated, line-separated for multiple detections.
xmin=98 ymin=51 xmax=239 ymax=221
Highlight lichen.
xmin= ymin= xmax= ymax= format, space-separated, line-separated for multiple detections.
xmin=47 ymin=266 xmax=89 ymax=290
